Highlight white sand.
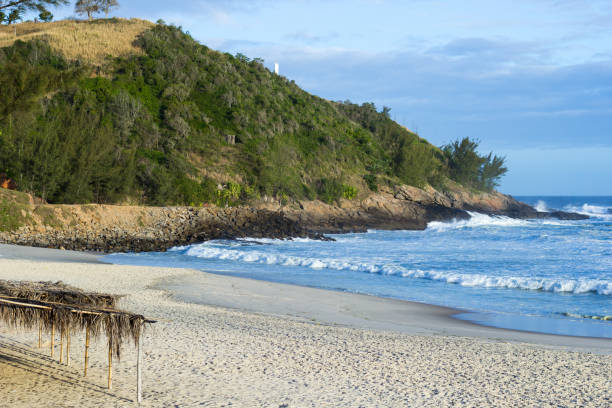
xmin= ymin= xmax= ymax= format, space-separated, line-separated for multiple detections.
xmin=1 ymin=251 xmax=611 ymax=407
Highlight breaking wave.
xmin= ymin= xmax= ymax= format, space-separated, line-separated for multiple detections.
xmin=427 ymin=212 xmax=528 ymax=231
xmin=535 ymin=200 xmax=549 ymax=212
xmin=180 ymin=243 xmax=612 ymax=296
xmin=564 ymin=203 xmax=612 ymax=220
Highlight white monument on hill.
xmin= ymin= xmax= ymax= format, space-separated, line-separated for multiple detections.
xmin=274 ymin=62 xmax=279 ymax=75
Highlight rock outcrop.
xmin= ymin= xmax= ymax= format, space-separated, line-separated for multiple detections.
xmin=0 ymin=206 xmax=323 ymax=253
xmin=390 ymin=184 xmax=587 ymax=221
xmin=0 ymin=184 xmax=587 ymax=253
xmin=272 ymin=184 xmax=587 ymax=234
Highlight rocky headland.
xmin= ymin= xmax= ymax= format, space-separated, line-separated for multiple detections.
xmin=0 ymin=20 xmax=587 ymax=254
xmin=0 ymin=185 xmax=587 ymax=253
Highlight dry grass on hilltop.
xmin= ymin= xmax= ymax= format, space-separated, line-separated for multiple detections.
xmin=0 ymin=18 xmax=154 ymax=65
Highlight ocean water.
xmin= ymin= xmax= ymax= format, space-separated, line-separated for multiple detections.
xmin=103 ymin=196 xmax=612 ymax=338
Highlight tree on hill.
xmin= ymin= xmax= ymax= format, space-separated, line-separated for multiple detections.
xmin=443 ymin=138 xmax=484 ymax=186
xmin=479 ymin=153 xmax=507 ymax=191
xmin=6 ymin=8 xmax=21 ymax=24
xmin=442 ymin=137 xmax=507 ymax=191
xmin=100 ymin=0 xmax=118 ymax=17
xmin=38 ymin=9 xmax=52 ymax=21
xmin=75 ymin=0 xmax=119 ymax=20
xmin=0 ymin=1 xmax=64 ymax=24
xmin=75 ymin=0 xmax=98 ymax=20
xmin=0 ymin=1 xmax=66 ymax=13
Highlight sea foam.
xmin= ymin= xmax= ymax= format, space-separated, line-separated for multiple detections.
xmin=181 ymin=243 xmax=612 ymax=296
xmin=564 ymin=203 xmax=612 ymax=219
xmin=427 ymin=212 xmax=528 ymax=231
xmin=535 ymin=200 xmax=549 ymax=212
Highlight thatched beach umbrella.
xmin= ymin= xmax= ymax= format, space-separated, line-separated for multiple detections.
xmin=0 ymin=280 xmax=153 ymax=402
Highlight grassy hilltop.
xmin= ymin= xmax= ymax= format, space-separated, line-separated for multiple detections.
xmin=0 ymin=18 xmax=505 ymax=206
xmin=0 ymin=18 xmax=153 ymax=64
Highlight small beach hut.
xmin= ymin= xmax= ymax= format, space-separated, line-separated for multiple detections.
xmin=0 ymin=280 xmax=153 ymax=403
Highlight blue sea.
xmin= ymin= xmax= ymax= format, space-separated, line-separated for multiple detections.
xmin=103 ymin=196 xmax=612 ymax=338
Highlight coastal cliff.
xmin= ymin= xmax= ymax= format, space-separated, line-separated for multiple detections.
xmin=275 ymin=183 xmax=586 ymax=233
xmin=0 ymin=187 xmax=586 ymax=253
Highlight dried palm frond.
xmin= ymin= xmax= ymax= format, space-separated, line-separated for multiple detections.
xmin=0 ymin=280 xmax=152 ymax=360
xmin=0 ymin=280 xmax=118 ymax=308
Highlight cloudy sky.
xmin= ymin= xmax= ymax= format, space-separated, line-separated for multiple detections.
xmin=51 ymin=0 xmax=612 ymax=195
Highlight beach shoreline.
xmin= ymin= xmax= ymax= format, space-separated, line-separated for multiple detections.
xmin=162 ymin=271 xmax=612 ymax=350
xmin=1 ymin=244 xmax=611 ymax=406
xmin=3 ymin=243 xmax=611 ymax=352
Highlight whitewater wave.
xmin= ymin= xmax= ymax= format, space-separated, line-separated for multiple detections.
xmin=183 ymin=244 xmax=401 ymax=273
xmin=535 ymin=200 xmax=549 ymax=212
xmin=427 ymin=212 xmax=528 ymax=231
xmin=564 ymin=203 xmax=612 ymax=219
xmin=181 ymin=243 xmax=612 ymax=296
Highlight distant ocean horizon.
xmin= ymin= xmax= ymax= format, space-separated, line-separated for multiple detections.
xmin=104 ymin=196 xmax=612 ymax=338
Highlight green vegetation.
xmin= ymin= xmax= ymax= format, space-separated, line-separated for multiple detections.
xmin=0 ymin=189 xmax=31 ymax=231
xmin=0 ymin=21 xmax=507 ymax=207
xmin=363 ymin=174 xmax=378 ymax=192
xmin=32 ymin=206 xmax=62 ymax=228
xmin=0 ymin=0 xmax=66 ymax=24
xmin=335 ymin=101 xmax=446 ymax=189
xmin=342 ymin=185 xmax=358 ymax=200
xmin=442 ymin=137 xmax=508 ymax=191
xmin=76 ymin=0 xmax=119 ymax=20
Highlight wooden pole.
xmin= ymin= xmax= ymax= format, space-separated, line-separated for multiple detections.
xmin=137 ymin=334 xmax=142 ymax=403
xmin=50 ymin=322 xmax=55 ymax=358
xmin=108 ymin=339 xmax=112 ymax=390
xmin=66 ymin=327 xmax=70 ymax=366
xmin=59 ymin=326 xmax=64 ymax=364
xmin=84 ymin=326 xmax=90 ymax=377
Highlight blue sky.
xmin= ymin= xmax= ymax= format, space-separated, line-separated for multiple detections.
xmin=49 ymin=0 xmax=612 ymax=195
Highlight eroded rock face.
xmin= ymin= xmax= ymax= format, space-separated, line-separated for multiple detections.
xmin=278 ymin=184 xmax=587 ymax=235
xmin=0 ymin=207 xmax=322 ymax=253
xmin=390 ymin=184 xmax=588 ymax=221
xmin=0 ymin=185 xmax=587 ymax=253
xmin=280 ymin=191 xmax=469 ymax=234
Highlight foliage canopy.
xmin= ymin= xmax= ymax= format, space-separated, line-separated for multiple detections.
xmin=0 ymin=0 xmax=66 ymax=16
xmin=0 ymin=21 xmax=508 ymax=206
xmin=442 ymin=137 xmax=507 ymax=191
xmin=75 ymin=0 xmax=119 ymax=20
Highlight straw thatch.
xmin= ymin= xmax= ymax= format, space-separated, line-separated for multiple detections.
xmin=0 ymin=280 xmax=118 ymax=308
xmin=0 ymin=280 xmax=151 ymax=359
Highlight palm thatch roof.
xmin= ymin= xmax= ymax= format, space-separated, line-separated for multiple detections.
xmin=0 ymin=280 xmax=118 ymax=308
xmin=0 ymin=280 xmax=152 ymax=359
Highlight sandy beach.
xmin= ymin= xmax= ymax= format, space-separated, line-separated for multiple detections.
xmin=1 ymin=244 xmax=611 ymax=407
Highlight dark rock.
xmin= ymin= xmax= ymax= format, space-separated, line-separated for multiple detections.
xmin=424 ymin=205 xmax=470 ymax=223
xmin=547 ymin=211 xmax=589 ymax=221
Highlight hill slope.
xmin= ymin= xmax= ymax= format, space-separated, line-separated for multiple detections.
xmin=0 ymin=18 xmax=153 ymax=65
xmin=0 ymin=19 xmax=505 ymax=207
